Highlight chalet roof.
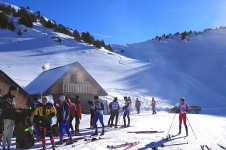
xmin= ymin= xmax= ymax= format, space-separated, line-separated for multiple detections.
xmin=0 ymin=70 xmax=29 ymax=96
xmin=25 ymin=62 xmax=107 ymax=96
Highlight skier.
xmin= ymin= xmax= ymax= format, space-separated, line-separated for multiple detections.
xmin=135 ymin=98 xmax=141 ymax=114
xmin=32 ymin=96 xmax=42 ymax=141
xmin=92 ymin=96 xmax=105 ymax=136
xmin=66 ymin=97 xmax=75 ymax=134
xmin=109 ymin=97 xmax=120 ymax=128
xmin=122 ymin=96 xmax=131 ymax=127
xmin=33 ymin=96 xmax=56 ymax=150
xmin=88 ymin=100 xmax=95 ymax=129
xmin=107 ymin=100 xmax=113 ymax=126
xmin=74 ymin=96 xmax=82 ymax=135
xmin=55 ymin=95 xmax=73 ymax=145
xmin=1 ymin=86 xmax=19 ymax=150
xmin=177 ymin=97 xmax=188 ymax=136
xmin=151 ymin=97 xmax=157 ymax=114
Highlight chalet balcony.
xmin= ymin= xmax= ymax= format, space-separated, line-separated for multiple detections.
xmin=63 ymin=83 xmax=92 ymax=94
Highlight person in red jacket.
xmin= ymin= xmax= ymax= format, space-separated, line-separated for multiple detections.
xmin=66 ymin=98 xmax=75 ymax=134
xmin=135 ymin=98 xmax=141 ymax=114
xmin=74 ymin=96 xmax=82 ymax=135
xmin=177 ymin=97 xmax=188 ymax=136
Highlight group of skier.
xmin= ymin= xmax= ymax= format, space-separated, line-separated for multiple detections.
xmin=0 ymin=85 xmax=189 ymax=150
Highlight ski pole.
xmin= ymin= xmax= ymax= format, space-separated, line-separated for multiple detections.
xmin=186 ymin=116 xmax=197 ymax=139
xmin=166 ymin=112 xmax=177 ymax=136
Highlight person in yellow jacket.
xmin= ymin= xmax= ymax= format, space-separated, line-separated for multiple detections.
xmin=33 ymin=96 xmax=56 ymax=150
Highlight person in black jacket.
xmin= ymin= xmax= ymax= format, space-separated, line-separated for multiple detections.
xmin=1 ymin=86 xmax=19 ymax=150
xmin=109 ymin=97 xmax=120 ymax=128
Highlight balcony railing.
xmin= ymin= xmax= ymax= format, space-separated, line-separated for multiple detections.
xmin=63 ymin=83 xmax=92 ymax=94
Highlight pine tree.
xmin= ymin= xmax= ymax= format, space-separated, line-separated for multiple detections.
xmin=73 ymin=30 xmax=80 ymax=41
xmin=0 ymin=12 xmax=8 ymax=29
xmin=8 ymin=21 xmax=15 ymax=31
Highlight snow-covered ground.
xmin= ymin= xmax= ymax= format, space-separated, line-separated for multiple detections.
xmin=9 ymin=110 xmax=226 ymax=150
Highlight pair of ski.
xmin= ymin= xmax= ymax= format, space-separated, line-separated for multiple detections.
xmin=152 ymin=142 xmax=188 ymax=149
xmin=127 ymin=130 xmax=164 ymax=134
xmin=107 ymin=141 xmax=139 ymax=149
xmin=200 ymin=145 xmax=211 ymax=150
xmin=163 ymin=133 xmax=187 ymax=140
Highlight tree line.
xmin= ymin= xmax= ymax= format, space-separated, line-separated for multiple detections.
xmin=0 ymin=4 xmax=112 ymax=51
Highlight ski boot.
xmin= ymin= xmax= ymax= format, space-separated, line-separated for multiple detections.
xmin=91 ymin=130 xmax=98 ymax=136
xmin=42 ymin=145 xmax=47 ymax=150
xmin=178 ymin=126 xmax=181 ymax=134
xmin=100 ymin=129 xmax=104 ymax=136
xmin=52 ymin=145 xmax=56 ymax=150
xmin=56 ymin=138 xmax=64 ymax=145
xmin=66 ymin=138 xmax=73 ymax=145
xmin=185 ymin=126 xmax=188 ymax=136
xmin=3 ymin=146 xmax=6 ymax=150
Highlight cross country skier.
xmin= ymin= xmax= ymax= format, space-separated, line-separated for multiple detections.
xmin=107 ymin=100 xmax=113 ymax=126
xmin=55 ymin=95 xmax=73 ymax=145
xmin=122 ymin=96 xmax=131 ymax=127
xmin=65 ymin=97 xmax=75 ymax=134
xmin=88 ymin=100 xmax=95 ymax=129
xmin=151 ymin=97 xmax=157 ymax=114
xmin=109 ymin=97 xmax=120 ymax=128
xmin=33 ymin=96 xmax=56 ymax=150
xmin=135 ymin=98 xmax=141 ymax=114
xmin=1 ymin=86 xmax=19 ymax=150
xmin=73 ymin=96 xmax=82 ymax=135
xmin=32 ymin=96 xmax=42 ymax=141
xmin=92 ymin=96 xmax=105 ymax=136
xmin=177 ymin=97 xmax=188 ymax=136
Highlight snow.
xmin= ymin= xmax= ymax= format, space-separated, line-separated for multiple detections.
xmin=0 ymin=2 xmax=226 ymax=149
xmin=9 ymin=111 xmax=226 ymax=150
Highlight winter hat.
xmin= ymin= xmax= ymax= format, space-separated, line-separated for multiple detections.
xmin=59 ymin=95 xmax=65 ymax=101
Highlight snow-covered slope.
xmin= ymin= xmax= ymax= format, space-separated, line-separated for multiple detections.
xmin=112 ymin=30 xmax=226 ymax=114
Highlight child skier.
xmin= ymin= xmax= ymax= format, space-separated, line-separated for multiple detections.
xmin=92 ymin=96 xmax=105 ymax=136
xmin=178 ymin=97 xmax=188 ymax=136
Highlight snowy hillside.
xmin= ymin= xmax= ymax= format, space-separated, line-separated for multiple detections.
xmin=112 ymin=30 xmax=226 ymax=114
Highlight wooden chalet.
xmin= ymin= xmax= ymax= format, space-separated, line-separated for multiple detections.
xmin=0 ymin=70 xmax=29 ymax=108
xmin=25 ymin=62 xmax=108 ymax=109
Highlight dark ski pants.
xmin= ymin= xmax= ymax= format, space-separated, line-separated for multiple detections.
xmin=39 ymin=123 xmax=55 ymax=146
xmin=123 ymin=110 xmax=130 ymax=126
xmin=136 ymin=107 xmax=140 ymax=114
xmin=74 ymin=116 xmax=80 ymax=132
xmin=110 ymin=110 xmax=119 ymax=127
xmin=90 ymin=109 xmax=95 ymax=127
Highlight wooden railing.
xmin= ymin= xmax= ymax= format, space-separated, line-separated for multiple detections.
xmin=63 ymin=83 xmax=92 ymax=94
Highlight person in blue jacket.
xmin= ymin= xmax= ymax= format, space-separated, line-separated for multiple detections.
xmin=92 ymin=96 xmax=105 ymax=136
xmin=55 ymin=95 xmax=73 ymax=145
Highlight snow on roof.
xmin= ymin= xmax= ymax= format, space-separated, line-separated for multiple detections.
xmin=25 ymin=63 xmax=71 ymax=94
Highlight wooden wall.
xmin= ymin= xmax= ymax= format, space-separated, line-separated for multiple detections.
xmin=0 ymin=79 xmax=28 ymax=109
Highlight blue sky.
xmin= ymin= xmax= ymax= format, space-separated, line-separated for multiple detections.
xmin=2 ymin=0 xmax=226 ymax=44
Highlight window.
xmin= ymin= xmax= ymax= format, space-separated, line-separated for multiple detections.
xmin=70 ymin=74 xmax=77 ymax=83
